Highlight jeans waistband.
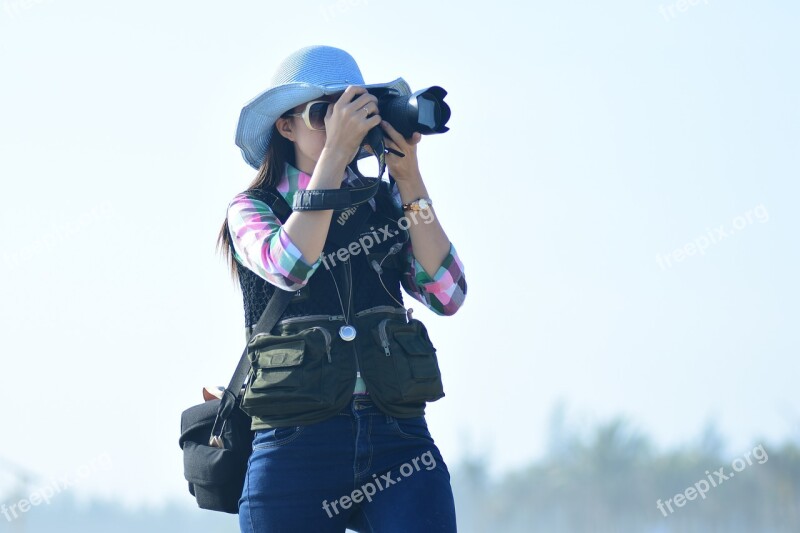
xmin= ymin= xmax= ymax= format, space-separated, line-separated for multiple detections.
xmin=341 ymin=394 xmax=385 ymax=417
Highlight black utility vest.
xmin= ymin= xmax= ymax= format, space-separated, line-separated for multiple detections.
xmin=234 ymin=180 xmax=410 ymax=330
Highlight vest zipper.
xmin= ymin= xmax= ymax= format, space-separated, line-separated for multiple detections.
xmin=308 ymin=326 xmax=332 ymax=363
xmin=277 ymin=313 xmax=345 ymax=326
xmin=355 ymin=305 xmax=407 ymax=318
xmin=377 ymin=318 xmax=392 ymax=356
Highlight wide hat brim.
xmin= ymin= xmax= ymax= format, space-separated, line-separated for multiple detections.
xmin=235 ymin=77 xmax=411 ymax=170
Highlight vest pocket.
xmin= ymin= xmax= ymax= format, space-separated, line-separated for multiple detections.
xmin=369 ymin=318 xmax=445 ymax=404
xmin=249 ymin=340 xmax=305 ymax=390
xmin=240 ymin=327 xmax=335 ymax=419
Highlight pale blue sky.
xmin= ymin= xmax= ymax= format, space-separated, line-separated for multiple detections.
xmin=1 ymin=0 xmax=798 ymax=510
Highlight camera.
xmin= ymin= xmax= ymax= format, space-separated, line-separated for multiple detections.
xmin=365 ymin=86 xmax=451 ymax=138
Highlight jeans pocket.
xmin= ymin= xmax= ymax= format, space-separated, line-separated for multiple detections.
xmin=252 ymin=425 xmax=305 ymax=449
xmin=389 ymin=415 xmax=434 ymax=442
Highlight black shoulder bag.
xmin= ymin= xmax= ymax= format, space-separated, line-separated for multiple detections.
xmin=178 ymin=162 xmax=386 ymax=514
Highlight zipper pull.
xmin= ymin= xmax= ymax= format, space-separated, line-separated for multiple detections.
xmin=378 ymin=318 xmax=392 ymax=356
xmin=406 ymin=307 xmax=413 ymax=322
xmin=312 ymin=326 xmax=333 ymax=363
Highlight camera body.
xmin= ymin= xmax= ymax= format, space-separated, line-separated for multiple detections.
xmin=364 ymin=86 xmax=451 ymax=138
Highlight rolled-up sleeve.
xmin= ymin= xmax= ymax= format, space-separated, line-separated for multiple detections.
xmin=226 ymin=193 xmax=321 ymax=290
xmin=387 ymin=181 xmax=467 ymax=315
xmin=400 ymin=241 xmax=467 ymax=316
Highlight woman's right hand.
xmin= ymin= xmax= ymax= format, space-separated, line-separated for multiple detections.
xmin=281 ymin=87 xmax=381 ymax=266
xmin=323 ymin=86 xmax=382 ymax=163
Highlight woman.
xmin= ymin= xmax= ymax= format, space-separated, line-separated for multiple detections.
xmin=217 ymin=45 xmax=467 ymax=533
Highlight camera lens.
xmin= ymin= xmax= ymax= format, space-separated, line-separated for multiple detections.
xmin=417 ymin=96 xmax=438 ymax=131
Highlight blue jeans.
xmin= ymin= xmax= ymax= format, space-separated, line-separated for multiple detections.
xmin=238 ymin=395 xmax=457 ymax=532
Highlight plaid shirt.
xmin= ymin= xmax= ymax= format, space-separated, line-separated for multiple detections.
xmin=226 ymin=162 xmax=466 ymax=316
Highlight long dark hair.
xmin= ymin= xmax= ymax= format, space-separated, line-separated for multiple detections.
xmin=216 ymin=123 xmax=295 ymax=284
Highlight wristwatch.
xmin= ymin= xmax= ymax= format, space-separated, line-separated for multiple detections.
xmin=402 ymin=197 xmax=433 ymax=212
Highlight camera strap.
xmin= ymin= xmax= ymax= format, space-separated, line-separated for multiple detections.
xmin=291 ymin=127 xmax=387 ymax=212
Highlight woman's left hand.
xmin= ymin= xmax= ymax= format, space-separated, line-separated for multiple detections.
xmin=381 ymin=120 xmax=422 ymax=182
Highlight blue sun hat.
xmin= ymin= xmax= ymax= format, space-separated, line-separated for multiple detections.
xmin=235 ymin=45 xmax=411 ymax=170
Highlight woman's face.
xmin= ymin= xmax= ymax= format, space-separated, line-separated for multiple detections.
xmin=275 ymin=93 xmax=343 ymax=176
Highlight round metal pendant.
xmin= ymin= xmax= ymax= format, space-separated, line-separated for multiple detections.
xmin=339 ymin=325 xmax=357 ymax=341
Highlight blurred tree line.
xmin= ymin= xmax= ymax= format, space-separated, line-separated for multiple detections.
xmin=451 ymin=406 xmax=800 ymax=533
xmin=2 ymin=407 xmax=799 ymax=532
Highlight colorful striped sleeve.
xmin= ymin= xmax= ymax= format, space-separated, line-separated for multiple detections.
xmin=401 ymin=241 xmax=467 ymax=316
xmin=226 ymin=192 xmax=321 ymax=291
xmin=387 ymin=180 xmax=467 ymax=315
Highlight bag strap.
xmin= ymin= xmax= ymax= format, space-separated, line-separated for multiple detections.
xmin=209 ymin=186 xmax=295 ymax=444
xmin=244 ymin=187 xmax=292 ymax=224
xmin=209 ymin=288 xmax=294 ymax=443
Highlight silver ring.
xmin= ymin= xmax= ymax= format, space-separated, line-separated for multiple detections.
xmin=362 ymin=106 xmax=369 ymax=117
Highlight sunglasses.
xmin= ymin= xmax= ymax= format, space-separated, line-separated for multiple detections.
xmin=284 ymin=100 xmax=332 ymax=131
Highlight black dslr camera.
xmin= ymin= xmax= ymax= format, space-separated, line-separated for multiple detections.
xmin=365 ymin=86 xmax=451 ymax=138
xmin=347 ymin=86 xmax=450 ymax=178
